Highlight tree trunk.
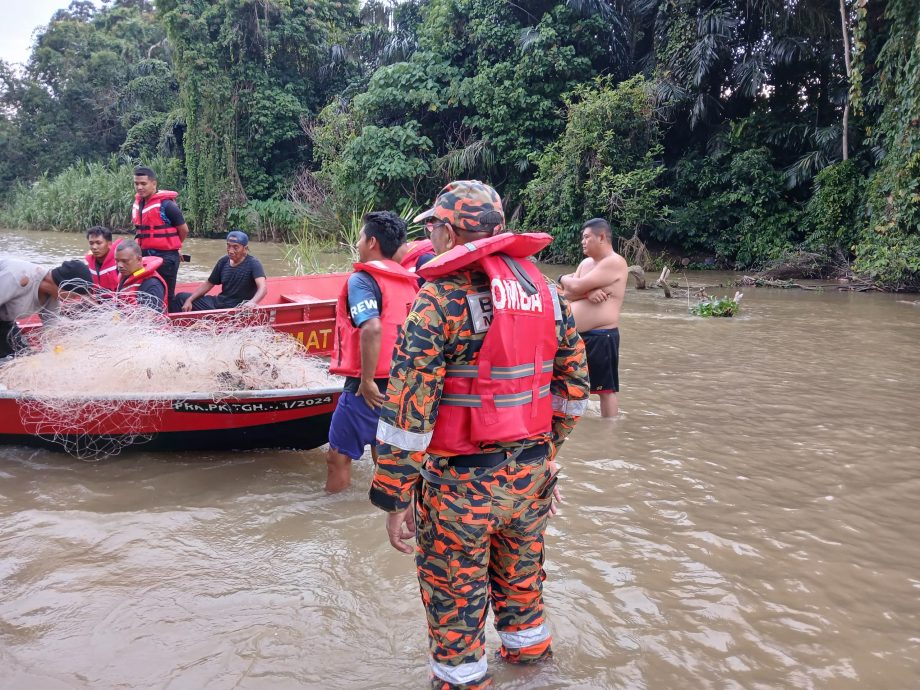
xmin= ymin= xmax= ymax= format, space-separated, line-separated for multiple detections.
xmin=839 ymin=0 xmax=853 ymax=161
xmin=842 ymin=101 xmax=850 ymax=161
xmin=628 ymin=265 xmax=646 ymax=290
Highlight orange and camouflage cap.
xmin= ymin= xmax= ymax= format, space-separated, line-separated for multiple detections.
xmin=413 ymin=180 xmax=505 ymax=233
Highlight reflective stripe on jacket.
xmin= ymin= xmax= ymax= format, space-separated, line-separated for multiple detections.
xmin=84 ymin=238 xmax=123 ymax=291
xmin=133 ymin=190 xmax=181 ymax=251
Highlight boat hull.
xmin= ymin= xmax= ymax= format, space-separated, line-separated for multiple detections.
xmin=0 ymin=387 xmax=341 ymax=455
xmin=168 ymin=273 xmax=347 ymax=355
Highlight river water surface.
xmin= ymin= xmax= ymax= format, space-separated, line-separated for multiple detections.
xmin=1 ymin=230 xmax=918 ymax=689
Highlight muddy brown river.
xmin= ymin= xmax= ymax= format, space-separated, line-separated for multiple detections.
xmin=1 ymin=229 xmax=918 ymax=689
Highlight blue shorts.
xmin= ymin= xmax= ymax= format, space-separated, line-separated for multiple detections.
xmin=327 ymin=391 xmax=381 ymax=460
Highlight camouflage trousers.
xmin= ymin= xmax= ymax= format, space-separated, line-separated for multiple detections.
xmin=415 ymin=457 xmax=557 ymax=690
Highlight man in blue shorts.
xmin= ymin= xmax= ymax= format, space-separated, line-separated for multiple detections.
xmin=325 ymin=211 xmax=419 ymax=492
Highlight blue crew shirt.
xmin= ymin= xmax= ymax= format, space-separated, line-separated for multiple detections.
xmin=344 ymin=271 xmax=386 ymax=394
xmin=347 ymin=271 xmax=382 ymax=327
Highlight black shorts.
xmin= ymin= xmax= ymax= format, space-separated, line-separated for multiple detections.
xmin=581 ymin=327 xmax=619 ymax=394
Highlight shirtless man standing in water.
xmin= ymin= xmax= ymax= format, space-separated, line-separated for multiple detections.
xmin=559 ymin=218 xmax=628 ymax=417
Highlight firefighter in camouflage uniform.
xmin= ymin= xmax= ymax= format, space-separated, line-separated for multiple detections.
xmin=369 ymin=180 xmax=589 ymax=689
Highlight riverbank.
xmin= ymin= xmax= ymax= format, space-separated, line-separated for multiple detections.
xmin=5 ymin=220 xmax=909 ymax=295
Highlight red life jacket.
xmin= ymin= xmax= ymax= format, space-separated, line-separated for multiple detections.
xmin=84 ymin=238 xmax=123 ymax=291
xmin=133 ymin=190 xmax=182 ymax=251
xmin=117 ymin=256 xmax=168 ymax=312
xmin=399 ymin=239 xmax=435 ymax=274
xmin=418 ymin=232 xmax=560 ymax=456
xmin=329 ymin=259 xmax=420 ymax=379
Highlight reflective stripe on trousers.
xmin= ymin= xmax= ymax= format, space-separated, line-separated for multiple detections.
xmin=497 ymin=623 xmax=550 ymax=650
xmin=429 ymin=657 xmax=488 ymax=686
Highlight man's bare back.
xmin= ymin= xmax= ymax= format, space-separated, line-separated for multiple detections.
xmin=564 ymin=253 xmax=628 ymax=332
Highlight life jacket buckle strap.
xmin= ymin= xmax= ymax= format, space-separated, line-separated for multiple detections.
xmin=498 ymin=254 xmax=538 ymax=296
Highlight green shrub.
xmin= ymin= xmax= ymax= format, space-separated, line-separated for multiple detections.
xmin=226 ymin=199 xmax=305 ymax=243
xmin=803 ymin=161 xmax=866 ymax=256
xmin=854 ymin=148 xmax=920 ymax=289
xmin=524 ymin=76 xmax=669 ymax=264
xmin=285 ymin=201 xmax=422 ymax=275
xmin=661 ymin=147 xmax=802 ymax=268
xmin=852 ymin=1 xmax=920 ymax=289
xmin=335 ymin=122 xmax=433 ymax=209
xmin=690 ymin=296 xmax=740 ymax=317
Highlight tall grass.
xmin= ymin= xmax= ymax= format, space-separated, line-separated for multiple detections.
xmin=285 ymin=200 xmax=424 ymax=275
xmin=0 ymin=155 xmax=185 ymax=233
xmin=226 ymin=199 xmax=305 ymax=243
xmin=285 ymin=201 xmax=371 ymax=275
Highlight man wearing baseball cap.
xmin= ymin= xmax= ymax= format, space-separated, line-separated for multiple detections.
xmin=0 ymin=258 xmax=94 ymax=357
xmin=370 ymin=181 xmax=589 ymax=689
xmin=172 ymin=230 xmax=267 ymax=312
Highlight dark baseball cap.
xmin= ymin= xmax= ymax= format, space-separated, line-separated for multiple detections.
xmin=226 ymin=230 xmax=249 ymax=246
xmin=413 ymin=180 xmax=505 ymax=234
xmin=50 ymin=260 xmax=93 ymax=295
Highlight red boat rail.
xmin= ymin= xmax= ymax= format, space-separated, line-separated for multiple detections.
xmin=17 ymin=273 xmax=348 ymax=356
xmin=169 ymin=273 xmax=347 ymax=355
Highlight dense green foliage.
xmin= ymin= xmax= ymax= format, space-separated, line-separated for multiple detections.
xmin=525 ymin=77 xmax=668 ymax=263
xmin=1 ymin=0 xmax=918 ymax=288
xmin=803 ymin=160 xmax=865 ymax=255
xmin=853 ymin=0 xmax=920 ymax=289
xmin=157 ymin=0 xmax=358 ymax=233
xmin=0 ymin=155 xmax=183 ymax=232
xmin=665 ymin=144 xmax=800 ymax=268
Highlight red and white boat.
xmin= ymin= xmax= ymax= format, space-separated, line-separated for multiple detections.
xmin=2 ymin=273 xmax=349 ymax=455
xmin=0 ymin=386 xmax=340 ymax=455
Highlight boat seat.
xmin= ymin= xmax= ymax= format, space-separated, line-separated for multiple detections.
xmin=278 ymin=292 xmax=330 ymax=304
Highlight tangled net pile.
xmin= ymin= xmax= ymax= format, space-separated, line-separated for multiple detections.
xmin=0 ymin=300 xmax=341 ymax=459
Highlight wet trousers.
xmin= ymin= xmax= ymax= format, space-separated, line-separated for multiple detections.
xmin=415 ymin=458 xmax=556 ymax=690
xmin=0 ymin=320 xmax=26 ymax=358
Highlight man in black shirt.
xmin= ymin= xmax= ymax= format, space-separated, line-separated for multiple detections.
xmin=173 ymin=230 xmax=267 ymax=312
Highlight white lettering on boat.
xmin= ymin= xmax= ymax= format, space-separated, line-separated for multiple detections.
xmin=172 ymin=395 xmax=334 ymax=414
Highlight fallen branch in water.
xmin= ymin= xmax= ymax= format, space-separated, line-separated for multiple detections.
xmin=628 ymin=265 xmax=646 ymax=289
xmin=656 ymin=267 xmax=672 ymax=298
xmin=835 ymin=279 xmax=881 ymax=292
xmin=735 ymin=276 xmax=823 ymax=291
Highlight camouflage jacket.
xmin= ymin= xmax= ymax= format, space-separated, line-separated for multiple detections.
xmin=369 ymin=267 xmax=590 ymax=513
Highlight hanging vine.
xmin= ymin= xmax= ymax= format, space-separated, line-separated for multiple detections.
xmin=157 ymin=0 xmax=357 ymax=233
xmin=855 ymin=0 xmax=920 ymax=288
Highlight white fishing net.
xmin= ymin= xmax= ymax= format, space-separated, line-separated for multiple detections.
xmin=0 ymin=298 xmax=341 ymax=459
